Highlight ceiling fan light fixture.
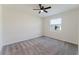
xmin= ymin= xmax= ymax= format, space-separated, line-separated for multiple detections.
xmin=40 ymin=10 xmax=43 ymax=12
xmin=33 ymin=4 xmax=51 ymax=14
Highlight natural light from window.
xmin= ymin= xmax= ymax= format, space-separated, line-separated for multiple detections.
xmin=50 ymin=18 xmax=62 ymax=31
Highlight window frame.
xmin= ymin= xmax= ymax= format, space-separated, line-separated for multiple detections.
xmin=50 ymin=18 xmax=62 ymax=31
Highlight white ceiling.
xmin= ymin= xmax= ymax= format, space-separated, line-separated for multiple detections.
xmin=4 ymin=4 xmax=79 ymax=17
xmin=38 ymin=4 xmax=79 ymax=17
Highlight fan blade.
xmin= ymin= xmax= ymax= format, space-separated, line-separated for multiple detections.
xmin=39 ymin=11 xmax=41 ymax=14
xmin=39 ymin=4 xmax=42 ymax=9
xmin=33 ymin=9 xmax=41 ymax=10
xmin=44 ymin=10 xmax=48 ymax=13
xmin=45 ymin=11 xmax=48 ymax=13
xmin=45 ymin=6 xmax=51 ymax=9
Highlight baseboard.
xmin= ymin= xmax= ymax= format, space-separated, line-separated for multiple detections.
xmin=43 ymin=35 xmax=78 ymax=45
xmin=3 ymin=35 xmax=78 ymax=47
xmin=3 ymin=35 xmax=42 ymax=46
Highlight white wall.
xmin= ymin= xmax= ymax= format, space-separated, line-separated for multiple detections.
xmin=78 ymin=20 xmax=79 ymax=54
xmin=3 ymin=5 xmax=42 ymax=45
xmin=78 ymin=12 xmax=79 ymax=54
xmin=2 ymin=5 xmax=79 ymax=47
xmin=0 ymin=5 xmax=2 ymax=53
xmin=43 ymin=8 xmax=79 ymax=44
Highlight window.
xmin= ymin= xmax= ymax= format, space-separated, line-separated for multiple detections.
xmin=50 ymin=18 xmax=62 ymax=31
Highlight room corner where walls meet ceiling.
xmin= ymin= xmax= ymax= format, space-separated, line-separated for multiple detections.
xmin=1 ymin=4 xmax=79 ymax=47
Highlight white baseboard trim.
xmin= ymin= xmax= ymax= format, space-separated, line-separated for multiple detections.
xmin=3 ymin=35 xmax=42 ymax=46
xmin=43 ymin=35 xmax=78 ymax=45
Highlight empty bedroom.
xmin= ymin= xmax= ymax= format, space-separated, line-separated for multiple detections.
xmin=0 ymin=4 xmax=79 ymax=55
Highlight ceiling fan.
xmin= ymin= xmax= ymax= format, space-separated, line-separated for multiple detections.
xmin=33 ymin=4 xmax=51 ymax=14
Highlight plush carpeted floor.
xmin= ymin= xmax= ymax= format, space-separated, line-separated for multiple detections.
xmin=2 ymin=36 xmax=78 ymax=55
